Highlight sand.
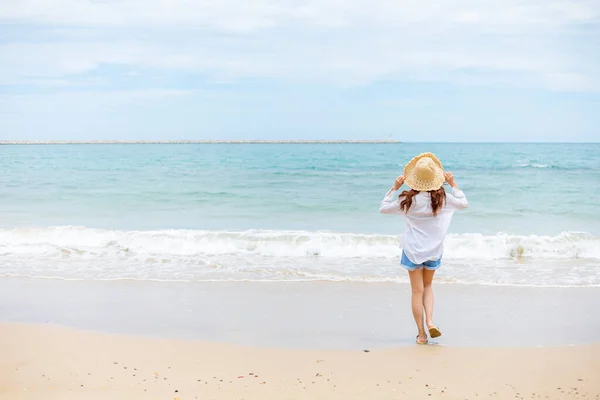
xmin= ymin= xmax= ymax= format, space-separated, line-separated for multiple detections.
xmin=1 ymin=322 xmax=599 ymax=400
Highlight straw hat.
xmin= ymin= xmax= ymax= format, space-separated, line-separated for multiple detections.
xmin=404 ymin=152 xmax=445 ymax=191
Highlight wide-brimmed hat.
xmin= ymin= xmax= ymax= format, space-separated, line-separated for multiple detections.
xmin=404 ymin=152 xmax=445 ymax=191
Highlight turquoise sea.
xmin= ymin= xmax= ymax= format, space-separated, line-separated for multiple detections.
xmin=1 ymin=143 xmax=599 ymax=287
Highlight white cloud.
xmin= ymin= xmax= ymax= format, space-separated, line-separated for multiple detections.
xmin=2 ymin=0 xmax=598 ymax=30
xmin=0 ymin=0 xmax=599 ymax=90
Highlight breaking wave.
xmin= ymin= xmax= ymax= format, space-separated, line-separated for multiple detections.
xmin=1 ymin=227 xmax=598 ymax=286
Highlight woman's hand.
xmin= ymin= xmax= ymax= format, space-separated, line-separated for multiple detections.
xmin=444 ymin=172 xmax=458 ymax=188
xmin=393 ymin=175 xmax=405 ymax=190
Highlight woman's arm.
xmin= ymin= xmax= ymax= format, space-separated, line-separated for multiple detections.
xmin=444 ymin=172 xmax=469 ymax=210
xmin=379 ymin=176 xmax=405 ymax=214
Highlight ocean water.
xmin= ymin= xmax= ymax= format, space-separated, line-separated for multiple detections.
xmin=1 ymin=143 xmax=599 ymax=287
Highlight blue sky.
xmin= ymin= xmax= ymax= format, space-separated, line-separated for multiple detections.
xmin=0 ymin=0 xmax=599 ymax=142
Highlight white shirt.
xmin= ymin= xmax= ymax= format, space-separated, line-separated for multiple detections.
xmin=380 ymin=186 xmax=469 ymax=264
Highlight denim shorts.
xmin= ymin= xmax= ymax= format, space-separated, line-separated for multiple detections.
xmin=401 ymin=251 xmax=442 ymax=271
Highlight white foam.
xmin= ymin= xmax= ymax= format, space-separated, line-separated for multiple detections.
xmin=516 ymin=162 xmax=552 ymax=169
xmin=1 ymin=227 xmax=599 ymax=286
xmin=1 ymin=227 xmax=598 ymax=260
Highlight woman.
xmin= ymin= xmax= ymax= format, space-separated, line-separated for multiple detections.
xmin=380 ymin=153 xmax=468 ymax=344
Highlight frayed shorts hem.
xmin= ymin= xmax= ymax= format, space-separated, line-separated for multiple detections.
xmin=400 ymin=251 xmax=441 ymax=271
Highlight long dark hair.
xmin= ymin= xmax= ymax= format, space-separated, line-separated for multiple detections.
xmin=399 ymin=187 xmax=446 ymax=216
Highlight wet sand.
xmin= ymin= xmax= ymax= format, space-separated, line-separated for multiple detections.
xmin=1 ymin=278 xmax=599 ymax=348
xmin=1 ymin=322 xmax=599 ymax=400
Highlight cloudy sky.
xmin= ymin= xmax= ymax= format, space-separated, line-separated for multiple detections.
xmin=1 ymin=0 xmax=599 ymax=141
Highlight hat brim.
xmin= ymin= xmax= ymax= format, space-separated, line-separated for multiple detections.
xmin=403 ymin=152 xmax=445 ymax=191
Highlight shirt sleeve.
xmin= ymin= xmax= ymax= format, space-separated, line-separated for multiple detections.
xmin=380 ymin=188 xmax=403 ymax=214
xmin=446 ymin=187 xmax=469 ymax=210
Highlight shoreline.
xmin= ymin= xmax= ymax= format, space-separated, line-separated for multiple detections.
xmin=2 ymin=322 xmax=598 ymax=399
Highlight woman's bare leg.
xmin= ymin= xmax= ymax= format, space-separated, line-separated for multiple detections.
xmin=422 ymin=268 xmax=436 ymax=329
xmin=408 ymin=268 xmax=427 ymax=342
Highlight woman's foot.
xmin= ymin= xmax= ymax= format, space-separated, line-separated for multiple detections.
xmin=428 ymin=325 xmax=442 ymax=338
xmin=416 ymin=334 xmax=428 ymax=345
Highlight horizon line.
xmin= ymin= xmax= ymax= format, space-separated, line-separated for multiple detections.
xmin=1 ymin=140 xmax=598 ymax=145
xmin=1 ymin=140 xmax=401 ymax=145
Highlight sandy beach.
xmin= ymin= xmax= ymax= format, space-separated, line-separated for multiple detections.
xmin=1 ymin=322 xmax=599 ymax=400
xmin=2 ymin=278 xmax=599 ymax=399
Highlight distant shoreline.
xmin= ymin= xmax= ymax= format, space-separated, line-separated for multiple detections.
xmin=0 ymin=140 xmax=401 ymax=145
